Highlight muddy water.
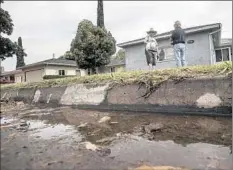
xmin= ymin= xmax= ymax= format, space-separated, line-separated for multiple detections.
xmin=110 ymin=135 xmax=231 ymax=170
xmin=1 ymin=105 xmax=232 ymax=170
xmin=28 ymin=120 xmax=82 ymax=141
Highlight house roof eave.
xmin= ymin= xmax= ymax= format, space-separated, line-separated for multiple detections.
xmin=117 ymin=23 xmax=221 ymax=48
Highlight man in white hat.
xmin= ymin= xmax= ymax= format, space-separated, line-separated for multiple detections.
xmin=144 ymin=28 xmax=159 ymax=70
xmin=171 ymin=21 xmax=186 ymax=67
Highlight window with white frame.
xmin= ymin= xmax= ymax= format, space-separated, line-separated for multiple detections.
xmin=58 ymin=70 xmax=65 ymax=76
xmin=158 ymin=47 xmax=174 ymax=61
xmin=215 ymin=47 xmax=231 ymax=62
xmin=110 ymin=67 xmax=115 ymax=73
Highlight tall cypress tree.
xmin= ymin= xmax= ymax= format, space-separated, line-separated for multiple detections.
xmin=97 ymin=0 xmax=104 ymax=28
xmin=16 ymin=37 xmax=26 ymax=68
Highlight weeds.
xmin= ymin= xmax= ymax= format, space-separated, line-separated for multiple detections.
xmin=1 ymin=61 xmax=232 ymax=91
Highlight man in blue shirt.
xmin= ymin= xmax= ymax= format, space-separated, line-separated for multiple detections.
xmin=171 ymin=21 xmax=186 ymax=67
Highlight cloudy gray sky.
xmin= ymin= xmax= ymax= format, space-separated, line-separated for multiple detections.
xmin=2 ymin=1 xmax=232 ymax=71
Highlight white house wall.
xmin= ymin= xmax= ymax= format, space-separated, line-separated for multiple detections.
xmin=15 ymin=72 xmax=24 ymax=83
xmin=44 ymin=66 xmax=77 ymax=76
xmin=124 ymin=31 xmax=211 ymax=71
xmin=185 ymin=31 xmax=211 ymax=66
xmin=25 ymin=69 xmax=44 ymax=83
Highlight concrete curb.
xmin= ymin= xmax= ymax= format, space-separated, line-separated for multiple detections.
xmin=1 ymin=77 xmax=232 ymax=115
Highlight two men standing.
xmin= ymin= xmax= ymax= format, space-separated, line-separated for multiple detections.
xmin=144 ymin=21 xmax=187 ymax=68
xmin=171 ymin=21 xmax=187 ymax=67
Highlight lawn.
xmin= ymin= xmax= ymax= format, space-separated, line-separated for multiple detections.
xmin=1 ymin=61 xmax=232 ymax=91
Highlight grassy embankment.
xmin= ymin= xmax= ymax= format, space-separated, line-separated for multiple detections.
xmin=1 ymin=62 xmax=232 ymax=92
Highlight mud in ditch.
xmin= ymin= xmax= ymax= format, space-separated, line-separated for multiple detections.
xmin=1 ymin=103 xmax=232 ymax=170
xmin=1 ymin=104 xmax=232 ymax=146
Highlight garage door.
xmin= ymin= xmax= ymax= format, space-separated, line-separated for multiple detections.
xmin=25 ymin=69 xmax=44 ymax=82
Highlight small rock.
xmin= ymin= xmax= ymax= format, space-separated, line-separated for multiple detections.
xmin=16 ymin=127 xmax=26 ymax=131
xmin=98 ymin=148 xmax=111 ymax=157
xmin=110 ymin=122 xmax=118 ymax=124
xmin=16 ymin=101 xmax=24 ymax=106
xmin=96 ymin=137 xmax=116 ymax=144
xmin=221 ymin=134 xmax=227 ymax=140
xmin=98 ymin=116 xmax=111 ymax=123
xmin=47 ymin=162 xmax=54 ymax=166
xmin=22 ymin=146 xmax=28 ymax=149
xmin=133 ymin=132 xmax=144 ymax=136
xmin=116 ymin=132 xmax=122 ymax=137
xmin=19 ymin=120 xmax=28 ymax=127
xmin=85 ymin=142 xmax=99 ymax=151
xmin=78 ymin=123 xmax=88 ymax=128
xmin=144 ymin=123 xmax=164 ymax=134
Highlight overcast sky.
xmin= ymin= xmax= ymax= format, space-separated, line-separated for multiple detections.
xmin=1 ymin=1 xmax=232 ymax=71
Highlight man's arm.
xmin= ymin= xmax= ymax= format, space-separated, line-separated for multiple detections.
xmin=144 ymin=35 xmax=149 ymax=43
xmin=170 ymin=31 xmax=174 ymax=45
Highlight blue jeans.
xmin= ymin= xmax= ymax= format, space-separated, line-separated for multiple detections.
xmin=173 ymin=43 xmax=186 ymax=67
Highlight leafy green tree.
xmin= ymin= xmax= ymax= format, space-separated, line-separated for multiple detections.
xmin=16 ymin=37 xmax=27 ymax=68
xmin=97 ymin=0 xmax=104 ymax=28
xmin=69 ymin=19 xmax=116 ymax=70
xmin=0 ymin=0 xmax=17 ymax=60
xmin=114 ymin=49 xmax=125 ymax=60
xmin=62 ymin=51 xmax=74 ymax=60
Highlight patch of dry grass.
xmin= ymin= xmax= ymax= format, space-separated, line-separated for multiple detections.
xmin=1 ymin=61 xmax=232 ymax=90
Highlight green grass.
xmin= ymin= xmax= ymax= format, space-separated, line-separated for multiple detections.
xmin=1 ymin=61 xmax=232 ymax=91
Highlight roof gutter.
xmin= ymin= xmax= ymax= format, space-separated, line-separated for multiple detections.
xmin=208 ymin=24 xmax=222 ymax=65
xmin=118 ymin=24 xmax=221 ymax=48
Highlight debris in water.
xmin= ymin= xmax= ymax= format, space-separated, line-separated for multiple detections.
xmin=1 ymin=117 xmax=16 ymax=125
xmin=16 ymin=101 xmax=24 ymax=107
xmin=134 ymin=165 xmax=189 ymax=170
xmin=84 ymin=142 xmax=99 ymax=151
xmin=98 ymin=148 xmax=111 ymax=157
xmin=110 ymin=122 xmax=118 ymax=124
xmin=98 ymin=116 xmax=111 ymax=123
xmin=78 ymin=123 xmax=88 ymax=128
xmin=96 ymin=137 xmax=117 ymax=144
xmin=19 ymin=120 xmax=28 ymax=127
xmin=116 ymin=133 xmax=122 ymax=137
xmin=144 ymin=123 xmax=164 ymax=134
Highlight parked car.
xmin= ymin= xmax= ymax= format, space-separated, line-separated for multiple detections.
xmin=0 ymin=79 xmax=14 ymax=84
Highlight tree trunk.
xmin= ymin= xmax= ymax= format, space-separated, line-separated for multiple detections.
xmin=97 ymin=0 xmax=104 ymax=28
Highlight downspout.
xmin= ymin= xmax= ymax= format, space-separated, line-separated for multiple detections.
xmin=208 ymin=25 xmax=222 ymax=65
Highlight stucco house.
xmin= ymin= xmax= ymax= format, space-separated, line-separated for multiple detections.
xmin=0 ymin=57 xmax=125 ymax=83
xmin=117 ymin=23 xmax=232 ymax=71
xmin=1 ymin=58 xmax=81 ymax=83
xmin=98 ymin=58 xmax=125 ymax=74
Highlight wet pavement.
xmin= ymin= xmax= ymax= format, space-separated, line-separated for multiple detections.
xmin=0 ymin=102 xmax=232 ymax=170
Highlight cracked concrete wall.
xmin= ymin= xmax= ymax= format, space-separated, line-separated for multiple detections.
xmin=60 ymin=84 xmax=109 ymax=105
xmin=106 ymin=77 xmax=232 ymax=110
xmin=1 ymin=77 xmax=232 ymax=115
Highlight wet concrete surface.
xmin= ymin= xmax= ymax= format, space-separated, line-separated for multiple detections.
xmin=0 ymin=102 xmax=232 ymax=170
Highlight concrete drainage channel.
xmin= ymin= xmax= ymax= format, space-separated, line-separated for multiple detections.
xmin=1 ymin=102 xmax=232 ymax=170
xmin=1 ymin=77 xmax=232 ymax=116
xmin=1 ymin=76 xmax=232 ymax=170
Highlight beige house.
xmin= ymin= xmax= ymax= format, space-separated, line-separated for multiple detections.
xmin=0 ymin=57 xmax=126 ymax=83
xmin=1 ymin=58 xmax=80 ymax=83
xmin=98 ymin=58 xmax=125 ymax=74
